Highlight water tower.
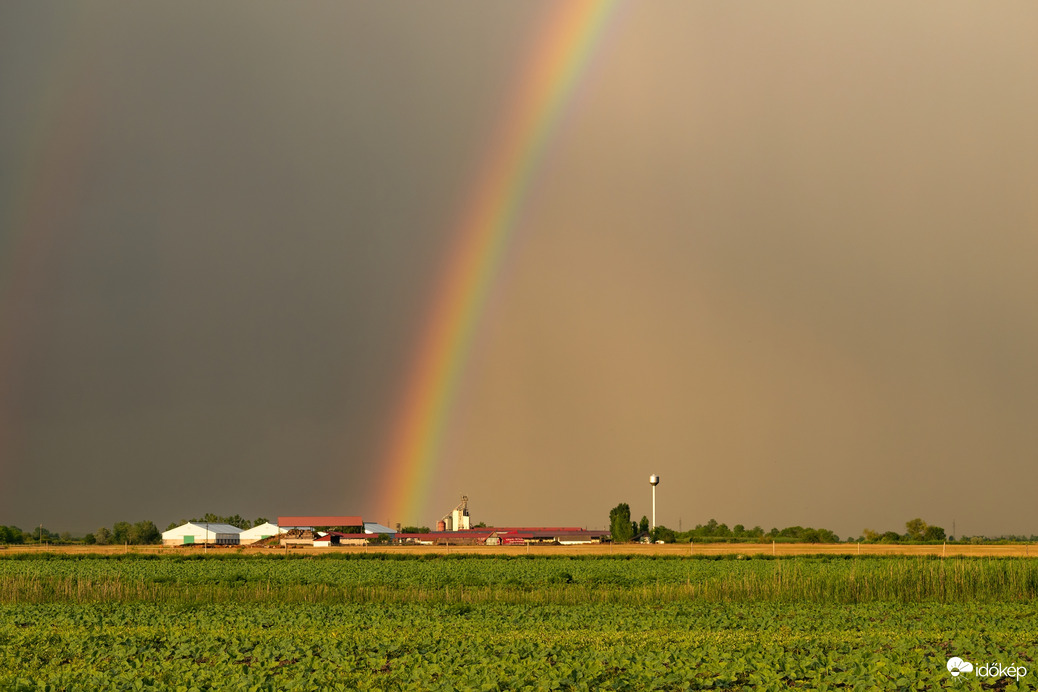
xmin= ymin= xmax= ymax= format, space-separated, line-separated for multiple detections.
xmin=649 ymin=474 xmax=660 ymax=531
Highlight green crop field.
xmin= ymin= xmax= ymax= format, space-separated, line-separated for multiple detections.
xmin=1 ymin=554 xmax=1036 ymax=690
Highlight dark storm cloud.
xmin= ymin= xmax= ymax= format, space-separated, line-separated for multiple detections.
xmin=1 ymin=2 xmax=1035 ymax=538
xmin=0 ymin=2 xmax=540 ymax=530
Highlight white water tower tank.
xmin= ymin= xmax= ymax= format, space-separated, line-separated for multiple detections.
xmin=649 ymin=474 xmax=660 ymax=531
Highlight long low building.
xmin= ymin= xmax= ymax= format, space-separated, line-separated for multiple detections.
xmin=162 ymin=522 xmax=242 ymax=546
xmin=490 ymin=529 xmax=611 ymax=545
xmin=393 ymin=527 xmax=609 ymax=546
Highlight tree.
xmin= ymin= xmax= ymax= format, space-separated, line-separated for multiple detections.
xmin=862 ymin=529 xmax=880 ymax=543
xmin=254 ymin=518 xmax=269 ymax=527
xmin=816 ymin=529 xmax=840 ymax=543
xmin=905 ymin=518 xmax=927 ymax=541
xmin=609 ymin=503 xmax=634 ymax=543
xmin=0 ymin=526 xmax=24 ymax=544
xmin=923 ymin=525 xmax=946 ymax=541
xmin=129 ymin=520 xmax=160 ymax=545
xmin=638 ymin=516 xmax=650 ymax=534
xmin=650 ymin=525 xmax=676 ymax=543
xmin=111 ymin=522 xmax=132 ymax=544
xmin=801 ymin=529 xmax=821 ymax=543
xmin=95 ymin=527 xmax=112 ymax=545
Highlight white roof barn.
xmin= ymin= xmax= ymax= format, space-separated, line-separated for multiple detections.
xmin=363 ymin=522 xmax=396 ymax=534
xmin=161 ymin=522 xmax=242 ymax=546
xmin=239 ymin=522 xmax=283 ymax=544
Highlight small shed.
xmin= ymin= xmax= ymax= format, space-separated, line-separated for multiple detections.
xmin=162 ymin=522 xmax=242 ymax=546
xmin=239 ymin=522 xmax=282 ymax=545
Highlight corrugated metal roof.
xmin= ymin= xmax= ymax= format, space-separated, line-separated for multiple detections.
xmin=188 ymin=522 xmax=242 ymax=534
xmin=161 ymin=522 xmax=243 ymax=537
xmin=239 ymin=522 xmax=283 ymax=538
xmin=363 ymin=522 xmax=396 ymax=534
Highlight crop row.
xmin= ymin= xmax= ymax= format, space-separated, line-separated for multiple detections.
xmin=2 ymin=600 xmax=1035 ymax=690
xmin=3 ymin=555 xmax=1038 ymax=604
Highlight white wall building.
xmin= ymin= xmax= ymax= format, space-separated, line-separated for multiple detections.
xmin=161 ymin=522 xmax=242 ymax=546
xmin=239 ymin=522 xmax=283 ymax=545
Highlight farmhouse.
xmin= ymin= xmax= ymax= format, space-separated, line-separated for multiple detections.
xmin=161 ymin=522 xmax=242 ymax=546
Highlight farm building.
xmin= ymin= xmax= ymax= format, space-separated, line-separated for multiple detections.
xmin=162 ymin=522 xmax=242 ymax=546
xmin=394 ymin=530 xmax=493 ymax=546
xmin=239 ymin=522 xmax=283 ymax=545
xmin=394 ymin=527 xmax=610 ymax=546
xmin=486 ymin=528 xmax=610 ymax=545
xmin=363 ymin=522 xmax=396 ymax=535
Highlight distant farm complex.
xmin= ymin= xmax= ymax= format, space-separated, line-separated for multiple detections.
xmin=160 ymin=500 xmax=608 ymax=548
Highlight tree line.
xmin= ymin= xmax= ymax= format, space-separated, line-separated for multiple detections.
xmin=609 ymin=503 xmax=841 ymax=544
xmin=859 ymin=518 xmax=946 ymax=543
xmin=85 ymin=521 xmax=161 ymax=545
xmin=0 ymin=513 xmax=270 ymax=546
xmin=0 ymin=522 xmax=162 ymax=546
xmin=164 ymin=514 xmax=269 ymax=531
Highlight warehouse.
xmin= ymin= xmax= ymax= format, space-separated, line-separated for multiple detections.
xmin=239 ymin=522 xmax=283 ymax=545
xmin=161 ymin=522 xmax=242 ymax=546
xmin=394 ymin=527 xmax=609 ymax=546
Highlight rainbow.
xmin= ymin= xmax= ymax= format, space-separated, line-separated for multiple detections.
xmin=376 ymin=0 xmax=621 ymax=525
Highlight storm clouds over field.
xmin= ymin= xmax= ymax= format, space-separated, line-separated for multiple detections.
xmin=1 ymin=2 xmax=1036 ymax=536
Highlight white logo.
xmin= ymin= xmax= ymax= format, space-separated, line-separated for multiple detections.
xmin=947 ymin=657 xmax=1027 ymax=681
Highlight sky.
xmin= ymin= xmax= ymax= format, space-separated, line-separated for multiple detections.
xmin=1 ymin=2 xmax=1036 ymax=539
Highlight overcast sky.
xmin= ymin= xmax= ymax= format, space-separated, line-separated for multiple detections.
xmin=1 ymin=2 xmax=1036 ymax=538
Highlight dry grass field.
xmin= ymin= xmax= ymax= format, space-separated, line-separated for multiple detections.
xmin=2 ymin=541 xmax=1036 ymax=557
